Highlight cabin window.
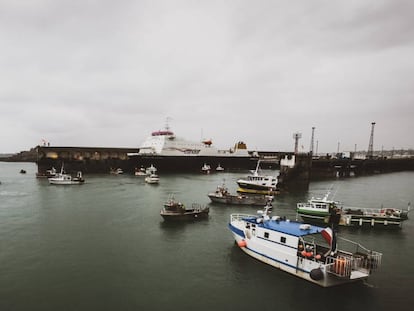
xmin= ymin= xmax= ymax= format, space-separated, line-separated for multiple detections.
xmin=280 ymin=236 xmax=286 ymax=243
xmin=264 ymin=232 xmax=269 ymax=239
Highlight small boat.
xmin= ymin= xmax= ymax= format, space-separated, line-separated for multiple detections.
xmin=134 ymin=166 xmax=146 ymax=176
xmin=36 ymin=167 xmax=57 ymax=178
xmin=296 ymin=192 xmax=410 ymax=228
xmin=160 ymin=196 xmax=209 ymax=221
xmin=48 ymin=169 xmax=85 ymax=185
xmin=145 ymin=174 xmax=160 ymax=184
xmin=216 ymin=164 xmax=224 ymax=171
xmin=110 ymin=168 xmax=124 ymax=174
xmin=208 ymin=181 xmax=273 ymax=206
xmin=145 ymin=164 xmax=157 ymax=175
xmin=201 ymin=163 xmax=211 ymax=174
xmin=228 ymin=202 xmax=382 ymax=287
xmin=236 ymin=160 xmax=277 ymax=194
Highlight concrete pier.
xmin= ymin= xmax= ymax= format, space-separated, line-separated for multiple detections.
xmin=36 ymin=146 xmax=137 ymax=174
xmin=311 ymin=157 xmax=414 ymax=179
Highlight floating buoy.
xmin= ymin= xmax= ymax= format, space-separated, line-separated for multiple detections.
xmin=237 ymin=240 xmax=247 ymax=248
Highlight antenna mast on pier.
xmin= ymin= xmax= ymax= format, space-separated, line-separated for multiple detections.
xmin=293 ymin=132 xmax=302 ymax=154
xmin=367 ymin=122 xmax=376 ymax=159
xmin=310 ymin=127 xmax=315 ymax=155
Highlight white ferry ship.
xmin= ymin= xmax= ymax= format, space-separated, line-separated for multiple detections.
xmin=128 ymin=125 xmax=258 ymax=172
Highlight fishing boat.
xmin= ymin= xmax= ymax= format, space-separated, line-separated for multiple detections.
xmin=237 ymin=160 xmax=278 ymax=195
xmin=296 ymin=192 xmax=410 ymax=228
xmin=127 ymin=121 xmax=258 ymax=172
xmin=160 ymin=196 xmax=209 ymax=221
xmin=228 ymin=202 xmax=382 ymax=287
xmin=36 ymin=167 xmax=57 ymax=178
xmin=216 ymin=164 xmax=224 ymax=171
xmin=145 ymin=164 xmax=157 ymax=175
xmin=48 ymin=165 xmax=85 ymax=185
xmin=145 ymin=174 xmax=160 ymax=184
xmin=208 ymin=181 xmax=273 ymax=206
xmin=110 ymin=168 xmax=124 ymax=174
xmin=201 ymin=163 xmax=211 ymax=174
xmin=134 ymin=166 xmax=147 ymax=176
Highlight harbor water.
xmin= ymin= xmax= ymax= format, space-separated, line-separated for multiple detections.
xmin=1 ymin=162 xmax=413 ymax=311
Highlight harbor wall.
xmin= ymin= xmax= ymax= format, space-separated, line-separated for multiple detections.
xmin=33 ymin=146 xmax=414 ymax=177
xmin=311 ymin=157 xmax=414 ymax=179
xmin=36 ymin=146 xmax=137 ymax=174
xmin=277 ymin=153 xmax=312 ymax=192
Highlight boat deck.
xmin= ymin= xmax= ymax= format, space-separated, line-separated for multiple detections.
xmin=241 ymin=215 xmax=324 ymax=237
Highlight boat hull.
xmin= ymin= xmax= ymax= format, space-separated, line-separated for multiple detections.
xmin=48 ymin=180 xmax=84 ymax=185
xmin=160 ymin=211 xmax=209 ymax=221
xmin=298 ymin=212 xmax=404 ymax=228
xmin=208 ymin=194 xmax=269 ymax=206
xmin=237 ymin=187 xmax=278 ymax=195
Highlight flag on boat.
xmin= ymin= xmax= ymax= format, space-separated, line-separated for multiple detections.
xmin=321 ymin=227 xmax=337 ymax=253
xmin=321 ymin=227 xmax=333 ymax=244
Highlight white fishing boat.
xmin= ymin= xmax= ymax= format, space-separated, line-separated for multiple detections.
xmin=145 ymin=164 xmax=157 ymax=175
xmin=237 ymin=160 xmax=277 ymax=194
xmin=48 ymin=165 xmax=85 ymax=185
xmin=134 ymin=166 xmax=147 ymax=176
xmin=296 ymin=192 xmax=410 ymax=228
xmin=201 ymin=163 xmax=211 ymax=174
xmin=229 ymin=203 xmax=382 ymax=287
xmin=36 ymin=167 xmax=57 ymax=178
xmin=110 ymin=168 xmax=124 ymax=175
xmin=216 ymin=164 xmax=224 ymax=171
xmin=145 ymin=174 xmax=160 ymax=184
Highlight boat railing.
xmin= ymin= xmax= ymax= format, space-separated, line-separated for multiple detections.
xmin=325 ymin=255 xmax=353 ymax=278
xmin=191 ymin=203 xmax=207 ymax=212
xmin=325 ymin=237 xmax=382 ymax=278
xmin=230 ymin=214 xmax=254 ymax=223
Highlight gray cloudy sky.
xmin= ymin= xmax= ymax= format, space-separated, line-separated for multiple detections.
xmin=1 ymin=0 xmax=413 ymax=154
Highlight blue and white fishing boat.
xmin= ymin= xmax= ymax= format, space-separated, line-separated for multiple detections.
xmin=228 ymin=202 xmax=382 ymax=287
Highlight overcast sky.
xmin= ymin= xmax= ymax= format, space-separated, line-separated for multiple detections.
xmin=1 ymin=0 xmax=413 ymax=154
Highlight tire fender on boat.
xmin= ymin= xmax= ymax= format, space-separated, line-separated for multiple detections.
xmin=310 ymin=268 xmax=324 ymax=281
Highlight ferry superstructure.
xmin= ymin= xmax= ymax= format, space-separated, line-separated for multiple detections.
xmin=128 ymin=127 xmax=258 ymax=172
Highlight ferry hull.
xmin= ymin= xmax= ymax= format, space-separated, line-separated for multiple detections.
xmin=129 ymin=155 xmax=258 ymax=172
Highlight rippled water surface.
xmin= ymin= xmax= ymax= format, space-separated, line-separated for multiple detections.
xmin=1 ymin=162 xmax=413 ymax=310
